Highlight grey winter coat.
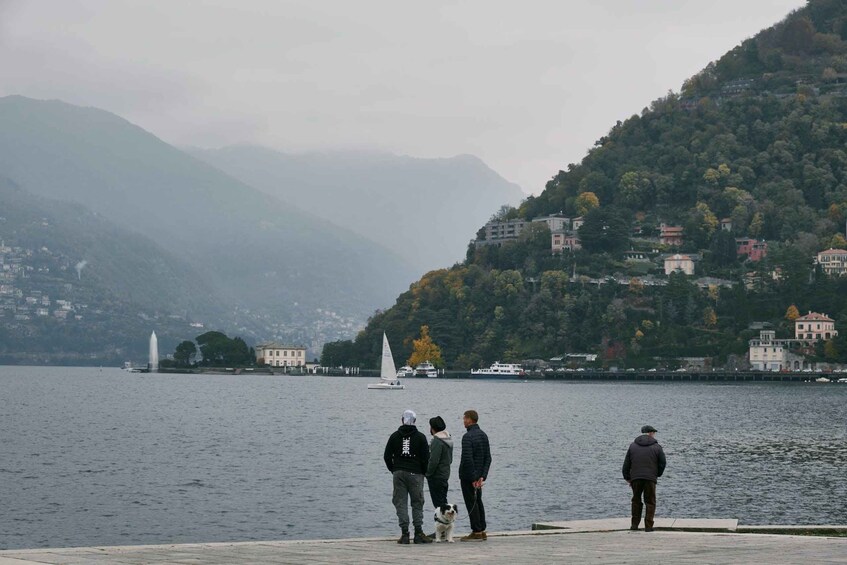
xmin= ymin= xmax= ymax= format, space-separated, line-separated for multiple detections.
xmin=426 ymin=430 xmax=453 ymax=481
xmin=622 ymin=434 xmax=666 ymax=482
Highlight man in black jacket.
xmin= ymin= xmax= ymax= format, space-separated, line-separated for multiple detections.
xmin=622 ymin=425 xmax=667 ymax=532
xmin=458 ymin=409 xmax=491 ymax=541
xmin=383 ymin=409 xmax=431 ymax=544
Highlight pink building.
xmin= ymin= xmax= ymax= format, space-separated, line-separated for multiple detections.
xmin=660 ymin=224 xmax=684 ymax=246
xmin=552 ymin=232 xmax=581 ymax=252
xmin=794 ymin=312 xmax=837 ymax=341
xmin=735 ymin=238 xmax=768 ymax=262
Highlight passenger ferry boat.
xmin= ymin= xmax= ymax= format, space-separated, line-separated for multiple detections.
xmin=470 ymin=362 xmax=525 ymax=378
xmin=414 ymin=361 xmax=438 ymax=378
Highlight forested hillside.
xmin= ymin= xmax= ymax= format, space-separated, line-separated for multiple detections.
xmin=322 ymin=0 xmax=847 ymax=370
xmin=0 ymin=177 xmax=222 ymax=364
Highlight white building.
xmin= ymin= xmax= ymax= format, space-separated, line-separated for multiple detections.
xmin=256 ymin=343 xmax=307 ymax=367
xmin=749 ymin=331 xmax=788 ymax=371
xmin=816 ymin=248 xmax=847 ymax=276
xmin=664 ymin=254 xmax=695 ymax=275
xmin=532 ymin=214 xmax=569 ymax=232
xmin=748 ymin=330 xmax=808 ymax=371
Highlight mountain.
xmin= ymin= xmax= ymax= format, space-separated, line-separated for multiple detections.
xmin=321 ymin=0 xmax=847 ymax=370
xmin=187 ymin=146 xmax=525 ymax=270
xmin=0 ymin=176 xmax=223 ymax=364
xmin=0 ymin=96 xmax=419 ymax=355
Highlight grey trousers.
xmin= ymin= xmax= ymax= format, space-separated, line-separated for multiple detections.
xmin=392 ymin=470 xmax=425 ymax=531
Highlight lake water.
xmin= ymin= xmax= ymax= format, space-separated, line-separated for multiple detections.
xmin=1 ymin=366 xmax=846 ymax=550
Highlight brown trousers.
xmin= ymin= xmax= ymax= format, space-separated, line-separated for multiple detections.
xmin=630 ymin=479 xmax=657 ymax=529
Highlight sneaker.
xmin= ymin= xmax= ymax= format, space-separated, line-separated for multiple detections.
xmin=481 ymin=531 xmax=488 ymax=540
xmin=460 ymin=532 xmax=486 ymax=542
xmin=645 ymin=527 xmax=654 ymax=532
xmin=398 ymin=531 xmax=410 ymax=544
xmin=413 ymin=531 xmax=433 ymax=544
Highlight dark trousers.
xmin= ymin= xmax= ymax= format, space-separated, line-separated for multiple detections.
xmin=428 ymin=477 xmax=449 ymax=508
xmin=630 ymin=479 xmax=657 ymax=529
xmin=461 ymin=479 xmax=486 ymax=533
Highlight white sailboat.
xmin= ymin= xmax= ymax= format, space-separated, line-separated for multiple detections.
xmin=367 ymin=333 xmax=405 ymax=390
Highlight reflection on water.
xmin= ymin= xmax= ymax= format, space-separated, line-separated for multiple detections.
xmin=0 ymin=366 xmax=845 ymax=549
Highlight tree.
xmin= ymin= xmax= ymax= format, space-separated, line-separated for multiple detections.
xmin=575 ymin=191 xmax=600 ymax=216
xmin=785 ymin=304 xmax=800 ymax=321
xmin=173 ymin=340 xmax=197 ymax=367
xmin=578 ymin=207 xmax=631 ymax=253
xmin=749 ymin=212 xmax=764 ymax=237
xmin=195 ymin=331 xmax=254 ymax=366
xmin=618 ymin=171 xmax=651 ymax=209
xmin=685 ymin=201 xmax=719 ymax=248
xmin=703 ymin=307 xmax=717 ymax=328
xmin=407 ymin=325 xmax=444 ymax=368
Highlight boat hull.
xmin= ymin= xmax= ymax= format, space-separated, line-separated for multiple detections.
xmin=367 ymin=383 xmax=405 ymax=390
xmin=469 ymin=372 xmax=524 ymax=379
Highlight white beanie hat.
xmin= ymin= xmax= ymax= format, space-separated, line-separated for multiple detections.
xmin=402 ymin=409 xmax=416 ymax=425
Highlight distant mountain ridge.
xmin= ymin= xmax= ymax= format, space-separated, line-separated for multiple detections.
xmin=0 ymin=176 xmax=222 ymax=363
xmin=0 ymin=95 xmax=420 ymax=356
xmin=188 ymin=145 xmax=525 ymax=271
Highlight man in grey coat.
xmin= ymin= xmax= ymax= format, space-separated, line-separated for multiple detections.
xmin=622 ymin=425 xmax=666 ymax=532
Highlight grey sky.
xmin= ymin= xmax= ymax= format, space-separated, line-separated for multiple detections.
xmin=1 ymin=1 xmax=804 ymax=194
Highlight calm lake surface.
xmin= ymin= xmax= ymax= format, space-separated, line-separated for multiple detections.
xmin=1 ymin=366 xmax=846 ymax=549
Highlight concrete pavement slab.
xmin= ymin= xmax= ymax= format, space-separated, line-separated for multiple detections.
xmin=2 ymin=529 xmax=846 ymax=564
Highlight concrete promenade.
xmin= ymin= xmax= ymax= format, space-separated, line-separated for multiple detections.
xmin=1 ymin=519 xmax=844 ymax=564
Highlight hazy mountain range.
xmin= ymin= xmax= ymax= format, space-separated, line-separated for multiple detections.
xmin=188 ymin=146 xmax=524 ymax=270
xmin=0 ymin=95 xmax=521 ymax=361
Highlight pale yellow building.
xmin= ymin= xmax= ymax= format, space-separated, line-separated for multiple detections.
xmin=256 ymin=343 xmax=307 ymax=367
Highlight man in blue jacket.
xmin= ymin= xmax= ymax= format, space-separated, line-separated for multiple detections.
xmin=458 ymin=409 xmax=491 ymax=541
xmin=622 ymin=425 xmax=667 ymax=532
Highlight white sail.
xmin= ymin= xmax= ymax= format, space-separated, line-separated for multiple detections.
xmin=381 ymin=332 xmax=397 ymax=380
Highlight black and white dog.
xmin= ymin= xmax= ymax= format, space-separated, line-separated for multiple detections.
xmin=433 ymin=503 xmax=459 ymax=542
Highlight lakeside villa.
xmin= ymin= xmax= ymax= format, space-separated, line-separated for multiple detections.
xmin=748 ymin=312 xmax=838 ymax=371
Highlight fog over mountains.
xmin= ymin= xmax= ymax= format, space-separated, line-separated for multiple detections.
xmin=0 ymin=96 xmax=521 ymax=360
xmin=189 ymin=146 xmax=524 ymax=271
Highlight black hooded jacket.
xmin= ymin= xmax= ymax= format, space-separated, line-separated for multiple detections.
xmin=384 ymin=424 xmax=430 ymax=474
xmin=622 ymin=434 xmax=666 ymax=482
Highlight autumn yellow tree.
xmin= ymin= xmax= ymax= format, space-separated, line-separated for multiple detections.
xmin=829 ymin=233 xmax=847 ymax=249
xmin=575 ymin=191 xmax=600 ymax=216
xmin=407 ymin=325 xmax=444 ymax=368
xmin=785 ymin=304 xmax=800 ymax=321
xmin=703 ymin=307 xmax=717 ymax=328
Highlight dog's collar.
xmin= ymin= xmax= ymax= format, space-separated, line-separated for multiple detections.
xmin=434 ymin=513 xmax=452 ymax=525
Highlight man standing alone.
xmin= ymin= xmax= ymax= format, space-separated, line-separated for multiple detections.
xmin=384 ymin=409 xmax=432 ymax=544
xmin=459 ymin=409 xmax=491 ymax=541
xmin=622 ymin=425 xmax=666 ymax=532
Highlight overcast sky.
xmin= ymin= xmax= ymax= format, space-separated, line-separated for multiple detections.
xmin=0 ymin=1 xmax=804 ymax=194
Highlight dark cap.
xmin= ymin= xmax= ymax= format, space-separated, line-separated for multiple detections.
xmin=430 ymin=416 xmax=446 ymax=432
xmin=641 ymin=425 xmax=658 ymax=433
